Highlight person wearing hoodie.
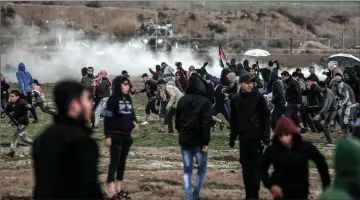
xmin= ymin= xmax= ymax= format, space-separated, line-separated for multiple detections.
xmin=137 ymin=73 xmax=159 ymax=125
xmin=243 ymin=59 xmax=250 ymax=72
xmin=81 ymin=66 xmax=95 ymax=91
xmin=229 ymin=74 xmax=270 ymax=200
xmin=313 ymin=81 xmax=339 ymax=144
xmin=31 ymin=80 xmax=56 ymax=117
xmin=1 ymin=73 xmax=10 ymax=117
xmin=93 ymin=70 xmax=111 ymax=129
xmin=332 ymin=75 xmax=357 ymax=135
xmin=320 ymin=137 xmax=360 ymax=200
xmin=158 ymin=79 xmax=184 ymax=133
xmin=281 ymin=71 xmax=308 ymax=133
xmin=2 ymin=90 xmax=34 ymax=159
xmin=104 ymin=75 xmax=138 ymax=198
xmin=32 ymin=81 xmax=103 ymax=200
xmin=343 ymin=68 xmax=360 ymax=104
xmin=262 ymin=116 xmax=330 ymax=200
xmin=16 ymin=62 xmax=33 ymax=103
xmin=175 ymin=73 xmax=212 ymax=200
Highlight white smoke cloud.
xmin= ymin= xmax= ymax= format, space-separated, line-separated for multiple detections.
xmin=1 ymin=23 xmax=326 ymax=83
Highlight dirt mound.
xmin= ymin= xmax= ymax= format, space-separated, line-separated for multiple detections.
xmin=2 ymin=2 xmax=360 ymax=40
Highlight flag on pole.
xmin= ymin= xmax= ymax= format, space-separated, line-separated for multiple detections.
xmin=219 ymin=45 xmax=228 ymax=69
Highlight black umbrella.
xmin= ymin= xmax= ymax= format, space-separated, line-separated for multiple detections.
xmin=329 ymin=53 xmax=360 ymax=68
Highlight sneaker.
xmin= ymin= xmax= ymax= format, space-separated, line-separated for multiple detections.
xmin=141 ymin=121 xmax=149 ymax=125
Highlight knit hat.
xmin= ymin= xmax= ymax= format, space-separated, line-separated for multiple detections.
xmin=274 ymin=116 xmax=299 ymax=135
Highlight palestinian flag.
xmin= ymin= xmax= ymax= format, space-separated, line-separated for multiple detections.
xmin=219 ymin=45 xmax=228 ymax=69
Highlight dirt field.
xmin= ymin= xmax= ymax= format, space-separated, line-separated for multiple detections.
xmin=0 ymin=81 xmax=340 ymax=199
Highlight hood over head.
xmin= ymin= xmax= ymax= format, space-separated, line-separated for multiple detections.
xmin=274 ymin=116 xmax=300 ymax=136
xmin=332 ymin=137 xmax=360 ymax=197
xmin=112 ymin=75 xmax=130 ymax=95
xmin=18 ymin=62 xmax=26 ymax=71
xmin=186 ymin=73 xmax=207 ymax=97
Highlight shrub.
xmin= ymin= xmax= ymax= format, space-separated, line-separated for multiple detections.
xmin=157 ymin=11 xmax=167 ymax=20
xmin=189 ymin=12 xmax=196 ymax=21
xmin=207 ymin=21 xmax=227 ymax=34
xmin=108 ymin=18 xmax=140 ymax=38
xmin=85 ymin=1 xmax=101 ymax=8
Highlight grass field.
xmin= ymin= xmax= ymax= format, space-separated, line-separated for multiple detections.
xmin=0 ymin=80 xmax=340 ymax=199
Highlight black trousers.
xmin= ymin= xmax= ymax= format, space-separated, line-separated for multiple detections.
xmin=33 ymin=102 xmax=56 ymax=116
xmin=107 ymin=137 xmax=132 ymax=183
xmin=145 ymin=98 xmax=159 ymax=115
xmin=271 ymin=104 xmax=285 ymax=130
xmin=165 ymin=107 xmax=176 ymax=133
xmin=240 ymin=139 xmax=263 ymax=200
xmin=24 ymin=92 xmax=38 ymax=121
xmin=284 ymin=102 xmax=302 ymax=126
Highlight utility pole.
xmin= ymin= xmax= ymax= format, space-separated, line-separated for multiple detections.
xmin=155 ymin=12 xmax=158 ymax=52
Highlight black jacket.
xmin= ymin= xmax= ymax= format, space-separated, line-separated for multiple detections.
xmin=345 ymin=75 xmax=360 ymax=103
xmin=308 ymin=73 xmax=320 ymax=84
xmin=139 ymin=79 xmax=158 ymax=99
xmin=284 ymin=77 xmax=302 ymax=105
xmin=214 ymin=84 xmax=226 ymax=109
xmin=5 ymin=99 xmax=30 ymax=126
xmin=32 ymin=115 xmax=103 ymax=200
xmin=95 ymin=78 xmax=111 ymax=99
xmin=262 ymin=134 xmax=330 ymax=199
xmin=104 ymin=76 xmax=137 ymax=139
xmin=267 ymin=69 xmax=279 ymax=93
xmin=272 ymin=79 xmax=286 ymax=106
xmin=175 ymin=74 xmax=212 ymax=147
xmin=230 ymin=90 xmax=270 ymax=142
xmin=303 ymin=84 xmax=323 ymax=108
xmin=1 ymin=79 xmax=10 ymax=100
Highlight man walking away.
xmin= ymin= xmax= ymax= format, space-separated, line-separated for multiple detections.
xmin=32 ymin=81 xmax=103 ymax=200
xmin=229 ymin=75 xmax=271 ymax=200
xmin=175 ymin=73 xmax=213 ymax=200
xmin=270 ymin=76 xmax=286 ymax=130
xmin=313 ymin=81 xmax=338 ymax=144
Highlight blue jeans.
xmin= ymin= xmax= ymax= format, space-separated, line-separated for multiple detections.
xmin=181 ymin=146 xmax=208 ymax=200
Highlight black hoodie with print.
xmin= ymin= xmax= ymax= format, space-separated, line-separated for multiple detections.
xmin=5 ymin=99 xmax=31 ymax=126
xmin=104 ymin=76 xmax=137 ymax=140
xmin=175 ymin=74 xmax=213 ymax=147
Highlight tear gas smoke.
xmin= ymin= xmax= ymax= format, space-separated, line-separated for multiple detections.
xmin=1 ymin=24 xmax=326 ymax=83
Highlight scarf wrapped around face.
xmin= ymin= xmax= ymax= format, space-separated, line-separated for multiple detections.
xmin=94 ymin=70 xmax=111 ymax=86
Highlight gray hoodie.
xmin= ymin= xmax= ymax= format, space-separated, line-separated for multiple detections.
xmin=320 ymin=88 xmax=338 ymax=114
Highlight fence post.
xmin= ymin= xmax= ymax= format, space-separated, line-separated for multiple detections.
xmin=289 ymin=38 xmax=293 ymax=55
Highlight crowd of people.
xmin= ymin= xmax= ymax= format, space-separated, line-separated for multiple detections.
xmin=1 ymin=58 xmax=360 ymax=200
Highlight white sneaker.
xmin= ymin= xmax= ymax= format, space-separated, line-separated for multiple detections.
xmin=141 ymin=121 xmax=149 ymax=125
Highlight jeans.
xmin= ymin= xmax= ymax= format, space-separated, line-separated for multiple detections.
xmin=94 ymin=97 xmax=108 ymax=127
xmin=181 ymin=146 xmax=208 ymax=200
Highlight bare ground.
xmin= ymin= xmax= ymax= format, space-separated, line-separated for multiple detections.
xmin=1 ymin=146 xmax=335 ymax=199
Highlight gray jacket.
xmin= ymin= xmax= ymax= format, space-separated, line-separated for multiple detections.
xmin=320 ymin=88 xmax=338 ymax=114
xmin=337 ymin=82 xmax=356 ymax=108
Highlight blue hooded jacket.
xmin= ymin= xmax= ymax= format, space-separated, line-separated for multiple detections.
xmin=16 ymin=62 xmax=33 ymax=93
